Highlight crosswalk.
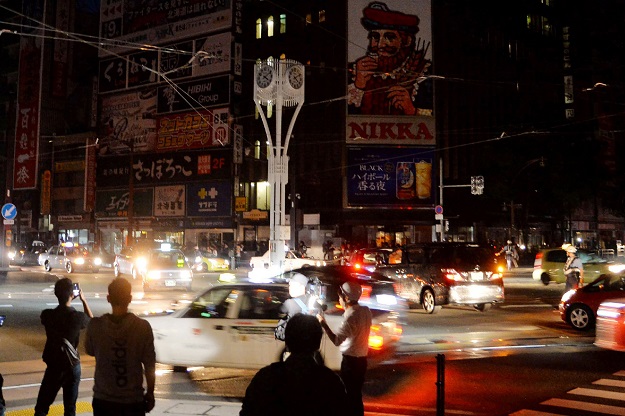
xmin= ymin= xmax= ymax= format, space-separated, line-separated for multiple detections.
xmin=511 ymin=370 xmax=625 ymax=415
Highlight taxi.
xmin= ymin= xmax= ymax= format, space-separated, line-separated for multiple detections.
xmin=37 ymin=242 xmax=102 ymax=273
xmin=143 ymin=269 xmax=405 ymax=371
xmin=184 ymin=248 xmax=230 ymax=272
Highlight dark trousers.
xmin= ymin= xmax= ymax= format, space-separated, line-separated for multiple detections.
xmin=34 ymin=363 xmax=81 ymax=416
xmin=0 ymin=373 xmax=5 ymax=416
xmin=92 ymin=397 xmax=146 ymax=416
xmin=341 ymin=355 xmax=368 ymax=416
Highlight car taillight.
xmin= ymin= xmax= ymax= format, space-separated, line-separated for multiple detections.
xmin=361 ymin=285 xmax=372 ymax=300
xmin=354 ymin=263 xmax=362 ymax=270
xmin=442 ymin=269 xmax=465 ymax=281
xmin=369 ymin=325 xmax=383 ymax=350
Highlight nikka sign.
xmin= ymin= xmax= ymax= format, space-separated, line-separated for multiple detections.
xmin=346 ymin=115 xmax=436 ymax=145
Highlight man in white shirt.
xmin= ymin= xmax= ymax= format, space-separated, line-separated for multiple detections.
xmin=317 ymin=281 xmax=372 ymax=416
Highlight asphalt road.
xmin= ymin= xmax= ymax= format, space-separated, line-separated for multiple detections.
xmin=1 ymin=265 xmax=622 ymax=415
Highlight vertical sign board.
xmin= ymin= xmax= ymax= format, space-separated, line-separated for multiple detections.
xmin=41 ymin=170 xmax=51 ymax=215
xmin=14 ymin=0 xmax=45 ymax=190
xmin=345 ymin=0 xmax=435 ymax=145
xmin=84 ymin=138 xmax=97 ymax=212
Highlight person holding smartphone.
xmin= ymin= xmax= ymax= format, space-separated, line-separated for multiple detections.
xmin=34 ymin=278 xmax=93 ymax=416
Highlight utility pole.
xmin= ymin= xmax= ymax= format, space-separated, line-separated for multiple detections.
xmin=253 ymin=59 xmax=305 ymax=268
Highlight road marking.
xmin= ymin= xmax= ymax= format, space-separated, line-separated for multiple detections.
xmin=568 ymin=387 xmax=625 ymax=401
xmin=509 ymin=410 xmax=566 ymax=415
xmin=541 ymin=398 xmax=625 ymax=415
xmin=7 ymin=401 xmax=92 ymax=415
xmin=594 ymin=379 xmax=625 ymax=388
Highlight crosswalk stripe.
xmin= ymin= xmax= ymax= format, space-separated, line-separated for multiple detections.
xmin=509 ymin=410 xmax=566 ymax=415
xmin=595 ymin=379 xmax=625 ymax=388
xmin=614 ymin=371 xmax=625 ymax=377
xmin=541 ymin=398 xmax=625 ymax=415
xmin=568 ymin=387 xmax=625 ymax=401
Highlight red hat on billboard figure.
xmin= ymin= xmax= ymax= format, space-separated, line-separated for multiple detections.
xmin=361 ymin=2 xmax=420 ymax=34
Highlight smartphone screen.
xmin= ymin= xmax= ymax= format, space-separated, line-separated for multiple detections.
xmin=0 ymin=315 xmax=5 ymax=327
xmin=72 ymin=283 xmax=80 ymax=297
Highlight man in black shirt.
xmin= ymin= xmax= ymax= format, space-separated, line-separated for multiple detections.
xmin=241 ymin=313 xmax=347 ymax=416
xmin=34 ymin=278 xmax=93 ymax=416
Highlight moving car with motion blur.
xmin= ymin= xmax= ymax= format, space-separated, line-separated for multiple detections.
xmin=183 ymin=248 xmax=230 ymax=272
xmin=533 ymin=247 xmax=612 ymax=285
xmin=354 ymin=243 xmax=505 ymax=313
xmin=37 ymin=243 xmax=102 ymax=273
xmin=344 ymin=248 xmax=393 ymax=272
xmin=595 ymin=297 xmax=625 ymax=351
xmin=145 ymin=270 xmax=404 ymax=371
xmin=15 ymin=240 xmax=46 ymax=266
xmin=249 ymin=249 xmax=325 ymax=276
xmin=559 ymin=271 xmax=625 ymax=331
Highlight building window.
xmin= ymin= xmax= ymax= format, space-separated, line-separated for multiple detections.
xmin=256 ymin=18 xmax=262 ymax=39
xmin=305 ymin=13 xmax=311 ymax=25
xmin=280 ymin=14 xmax=286 ymax=33
xmin=267 ymin=16 xmax=274 ymax=37
xmin=319 ymin=10 xmax=325 ymax=23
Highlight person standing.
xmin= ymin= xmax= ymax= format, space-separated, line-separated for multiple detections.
xmin=241 ymin=313 xmax=347 ymax=416
xmin=563 ymin=244 xmax=584 ymax=291
xmin=85 ymin=277 xmax=156 ymax=416
xmin=34 ymin=278 xmax=93 ymax=416
xmin=317 ymin=281 xmax=372 ymax=416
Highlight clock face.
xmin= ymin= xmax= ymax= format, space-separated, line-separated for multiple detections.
xmin=287 ymin=66 xmax=303 ymax=89
xmin=256 ymin=64 xmax=274 ymax=88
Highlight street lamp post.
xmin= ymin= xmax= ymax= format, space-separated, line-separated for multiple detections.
xmin=253 ymin=59 xmax=305 ymax=268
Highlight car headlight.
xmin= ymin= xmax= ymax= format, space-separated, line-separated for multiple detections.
xmin=609 ymin=264 xmax=625 ymax=274
xmin=195 ymin=256 xmax=202 ymax=264
xmin=136 ymin=257 xmax=148 ymax=271
xmin=75 ymin=258 xmax=85 ymax=265
xmin=561 ymin=289 xmax=576 ymax=303
xmin=94 ymin=257 xmax=102 ymax=266
xmin=147 ymin=270 xmax=161 ymax=280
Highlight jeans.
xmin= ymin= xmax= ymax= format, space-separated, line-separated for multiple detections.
xmin=92 ymin=398 xmax=146 ymax=416
xmin=34 ymin=363 xmax=81 ymax=416
xmin=341 ymin=355 xmax=367 ymax=416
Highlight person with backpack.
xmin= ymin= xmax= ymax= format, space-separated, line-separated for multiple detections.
xmin=241 ymin=313 xmax=347 ymax=416
xmin=34 ymin=278 xmax=93 ymax=416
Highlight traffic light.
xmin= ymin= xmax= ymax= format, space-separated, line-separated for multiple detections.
xmin=471 ymin=176 xmax=484 ymax=195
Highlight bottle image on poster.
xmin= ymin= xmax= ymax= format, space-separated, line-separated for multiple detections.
xmin=396 ymin=162 xmax=416 ymax=200
xmin=415 ymin=160 xmax=432 ymax=199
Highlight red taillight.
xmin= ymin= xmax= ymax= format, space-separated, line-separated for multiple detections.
xmin=354 ymin=263 xmax=362 ymax=270
xmin=535 ymin=252 xmax=543 ymax=259
xmin=361 ymin=285 xmax=372 ymax=300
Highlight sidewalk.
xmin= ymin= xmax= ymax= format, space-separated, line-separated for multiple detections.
xmin=6 ymin=399 xmax=243 ymax=416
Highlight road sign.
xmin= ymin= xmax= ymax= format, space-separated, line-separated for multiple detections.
xmin=434 ymin=205 xmax=443 ymax=215
xmin=1 ymin=203 xmax=17 ymax=220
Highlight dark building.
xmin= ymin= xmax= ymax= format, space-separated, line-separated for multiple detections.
xmin=0 ymin=0 xmax=623 ymax=259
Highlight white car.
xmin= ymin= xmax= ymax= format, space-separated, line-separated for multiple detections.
xmin=144 ymin=278 xmax=404 ymax=371
xmin=249 ymin=249 xmax=325 ymax=271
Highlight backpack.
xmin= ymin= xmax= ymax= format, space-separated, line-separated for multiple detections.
xmin=274 ymin=298 xmax=308 ymax=341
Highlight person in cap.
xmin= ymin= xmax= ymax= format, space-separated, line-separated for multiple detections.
xmin=317 ymin=281 xmax=372 ymax=416
xmin=240 ymin=313 xmax=348 ymax=416
xmin=563 ymin=244 xmax=584 ymax=291
xmin=348 ymin=1 xmax=431 ymax=116
xmin=496 ymin=240 xmax=519 ymax=270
